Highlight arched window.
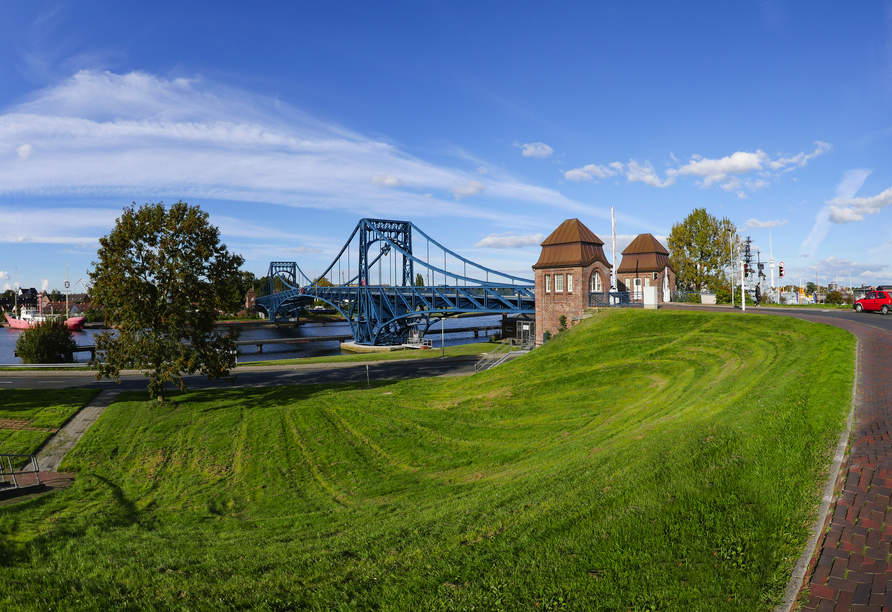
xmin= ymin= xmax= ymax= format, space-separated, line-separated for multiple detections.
xmin=590 ymin=272 xmax=602 ymax=292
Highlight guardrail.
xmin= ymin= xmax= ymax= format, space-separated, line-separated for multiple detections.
xmin=475 ymin=338 xmax=532 ymax=373
xmin=0 ymin=454 xmax=41 ymax=489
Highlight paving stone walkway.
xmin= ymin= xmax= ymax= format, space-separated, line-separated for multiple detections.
xmin=781 ymin=316 xmax=892 ymax=611
xmin=35 ymin=388 xmax=121 ymax=472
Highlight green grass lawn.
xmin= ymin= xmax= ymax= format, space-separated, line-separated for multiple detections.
xmin=0 ymin=310 xmax=854 ymax=611
xmin=244 ymin=340 xmax=492 ymax=367
xmin=0 ymin=389 xmax=100 ymax=456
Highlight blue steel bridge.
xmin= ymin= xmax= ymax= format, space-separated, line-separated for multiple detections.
xmin=255 ymin=218 xmax=535 ymax=346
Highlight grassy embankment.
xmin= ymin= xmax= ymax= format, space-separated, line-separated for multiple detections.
xmin=0 ymin=390 xmax=100 ymax=457
xmin=0 ymin=310 xmax=854 ymax=611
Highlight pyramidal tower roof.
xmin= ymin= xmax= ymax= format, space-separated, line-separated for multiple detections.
xmin=621 ymin=233 xmax=669 ymax=256
xmin=617 ymin=233 xmax=673 ymax=274
xmin=533 ymin=219 xmax=611 ymax=269
xmin=540 ymin=218 xmax=603 ymax=247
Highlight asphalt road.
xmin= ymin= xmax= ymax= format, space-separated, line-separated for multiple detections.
xmin=0 ymin=357 xmax=479 ymax=391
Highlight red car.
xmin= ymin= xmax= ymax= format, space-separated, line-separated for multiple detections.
xmin=854 ymin=291 xmax=892 ymax=314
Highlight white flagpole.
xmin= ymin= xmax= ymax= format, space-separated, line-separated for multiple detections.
xmin=611 ymin=206 xmax=617 ymax=290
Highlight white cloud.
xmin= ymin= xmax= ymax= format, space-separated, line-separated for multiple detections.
xmin=476 ymin=166 xmax=488 ymax=175
xmin=285 ymin=246 xmax=323 ymax=254
xmin=744 ymin=218 xmax=788 ymax=229
xmin=16 ymin=144 xmax=32 ymax=159
xmin=474 ymin=232 xmax=545 ymax=248
xmin=371 ymin=174 xmax=402 ymax=187
xmin=0 ymin=271 xmax=8 ymax=280
xmin=745 ymin=179 xmax=769 ymax=191
xmin=452 ymin=180 xmax=485 ymax=200
xmin=624 ymin=160 xmax=675 ymax=188
xmin=800 ymin=170 xmax=871 ymax=257
xmin=768 ymin=141 xmax=832 ymax=171
xmin=41 ymin=279 xmax=49 ymax=291
xmin=3 ymin=283 xmax=9 ymax=291
xmin=674 ymin=150 xmax=768 ymax=188
xmin=0 ymin=70 xmax=611 ymax=228
xmin=516 ymin=142 xmax=553 ymax=158
xmin=828 ymin=186 xmax=892 ymax=223
xmin=564 ymin=163 xmax=619 ymax=182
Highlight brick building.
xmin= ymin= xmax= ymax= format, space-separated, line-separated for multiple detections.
xmin=616 ymin=233 xmax=675 ymax=302
xmin=532 ymin=218 xmax=612 ymax=345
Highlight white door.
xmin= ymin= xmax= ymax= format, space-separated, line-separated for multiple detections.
xmin=633 ymin=278 xmax=642 ymax=300
xmin=662 ymin=272 xmax=670 ymax=302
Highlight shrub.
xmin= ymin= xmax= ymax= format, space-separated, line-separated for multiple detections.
xmin=825 ymin=291 xmax=844 ymax=305
xmin=558 ymin=315 xmax=568 ymax=331
xmin=715 ymin=286 xmax=732 ymax=304
xmin=15 ymin=321 xmax=78 ymax=364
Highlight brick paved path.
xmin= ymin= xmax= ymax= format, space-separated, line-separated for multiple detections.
xmin=776 ymin=315 xmax=892 ymax=611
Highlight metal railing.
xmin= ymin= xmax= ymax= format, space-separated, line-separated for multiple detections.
xmin=589 ymin=292 xmax=639 ymax=308
xmin=0 ymin=454 xmax=41 ymax=489
xmin=475 ymin=338 xmax=531 ymax=373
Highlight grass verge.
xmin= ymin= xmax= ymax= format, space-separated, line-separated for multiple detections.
xmin=0 ymin=310 xmax=854 ymax=611
xmin=0 ymin=389 xmax=101 ymax=456
xmin=242 ymin=340 xmax=491 ymax=366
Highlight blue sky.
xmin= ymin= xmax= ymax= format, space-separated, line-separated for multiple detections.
xmin=1 ymin=1 xmax=892 ymax=293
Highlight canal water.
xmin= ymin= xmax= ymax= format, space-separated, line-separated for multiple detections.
xmin=0 ymin=315 xmax=501 ymax=365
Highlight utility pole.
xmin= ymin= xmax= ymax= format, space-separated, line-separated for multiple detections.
xmin=740 ymin=259 xmax=746 ymax=311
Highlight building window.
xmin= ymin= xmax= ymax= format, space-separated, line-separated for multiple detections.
xmin=567 ymin=274 xmax=573 ymax=293
xmin=545 ymin=275 xmax=551 ymax=293
xmin=555 ymin=274 xmax=564 ymax=292
xmin=591 ymin=273 xmax=602 ymax=292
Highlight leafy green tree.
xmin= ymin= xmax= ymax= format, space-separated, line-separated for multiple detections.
xmin=668 ymin=208 xmax=738 ymax=292
xmin=15 ymin=321 xmax=77 ymax=364
xmin=806 ymin=282 xmax=816 ymax=294
xmin=415 ymin=273 xmax=424 ymax=287
xmin=90 ymin=201 xmax=244 ymax=401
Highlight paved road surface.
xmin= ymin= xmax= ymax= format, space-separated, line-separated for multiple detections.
xmin=0 ymin=356 xmax=479 ymax=391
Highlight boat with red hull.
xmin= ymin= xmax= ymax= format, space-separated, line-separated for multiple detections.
xmin=3 ymin=309 xmax=86 ymax=331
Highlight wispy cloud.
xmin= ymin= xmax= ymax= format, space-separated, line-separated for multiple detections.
xmin=566 ymin=142 xmax=829 ymax=193
xmin=744 ymin=218 xmax=788 ymax=229
xmin=800 ymin=169 xmax=871 ymax=257
xmin=0 ymin=70 xmax=619 ymax=229
xmin=474 ymin=232 xmax=545 ymax=248
xmin=452 ymin=180 xmax=486 ymax=200
xmin=564 ymin=160 xmax=674 ymax=187
xmin=515 ymin=141 xmax=554 ymax=158
xmin=826 ymin=168 xmax=892 ymax=223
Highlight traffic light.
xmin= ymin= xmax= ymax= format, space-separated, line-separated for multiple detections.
xmin=779 ymin=262 xmax=785 ymax=277
xmin=744 ymin=263 xmax=749 ymax=276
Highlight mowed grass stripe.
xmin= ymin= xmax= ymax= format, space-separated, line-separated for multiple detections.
xmin=0 ymin=309 xmax=854 ymax=611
